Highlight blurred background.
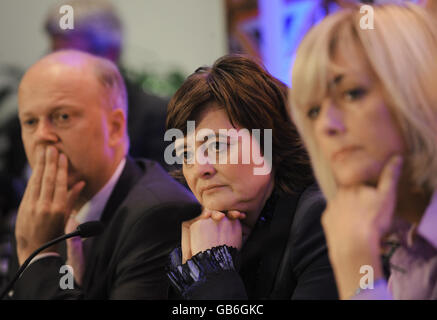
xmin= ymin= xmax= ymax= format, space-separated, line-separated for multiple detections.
xmin=0 ymin=0 xmax=227 ymax=97
xmin=0 ymin=0 xmax=430 ymax=93
xmin=0 ymin=0 xmax=433 ymax=288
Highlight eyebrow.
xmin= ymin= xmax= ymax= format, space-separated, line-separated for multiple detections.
xmin=19 ymin=111 xmax=34 ymax=119
xmin=20 ymin=105 xmax=77 ymax=118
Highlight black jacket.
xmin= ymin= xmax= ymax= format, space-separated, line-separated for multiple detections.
xmin=8 ymin=158 xmax=200 ymax=299
xmin=168 ymin=184 xmax=338 ymax=299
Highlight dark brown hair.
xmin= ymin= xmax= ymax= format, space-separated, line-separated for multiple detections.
xmin=166 ymin=54 xmax=314 ymax=195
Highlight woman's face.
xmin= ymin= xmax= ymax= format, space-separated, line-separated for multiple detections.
xmin=308 ymin=49 xmax=406 ymax=188
xmin=177 ymin=104 xmax=274 ymax=225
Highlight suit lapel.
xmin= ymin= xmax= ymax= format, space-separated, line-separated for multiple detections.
xmin=242 ymin=192 xmax=301 ymax=299
xmin=82 ymin=157 xmax=144 ymax=293
xmin=100 ymin=157 xmax=143 ymax=225
xmin=256 ymin=193 xmax=300 ymax=298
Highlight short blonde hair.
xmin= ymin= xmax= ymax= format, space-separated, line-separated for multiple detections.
xmin=290 ymin=3 xmax=437 ymax=200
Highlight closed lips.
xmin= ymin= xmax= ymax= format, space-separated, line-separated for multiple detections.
xmin=200 ymin=185 xmax=225 ymax=194
xmin=331 ymin=146 xmax=362 ymax=161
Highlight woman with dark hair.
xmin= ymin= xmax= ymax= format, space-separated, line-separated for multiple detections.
xmin=166 ymin=55 xmax=338 ymax=299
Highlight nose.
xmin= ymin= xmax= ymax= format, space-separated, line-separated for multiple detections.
xmin=194 ymin=149 xmax=217 ymax=179
xmin=316 ymin=98 xmax=345 ymax=137
xmin=34 ymin=118 xmax=59 ymax=144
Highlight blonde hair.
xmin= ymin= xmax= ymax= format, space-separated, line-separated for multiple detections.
xmin=290 ymin=3 xmax=437 ymax=200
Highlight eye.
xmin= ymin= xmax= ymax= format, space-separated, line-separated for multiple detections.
xmin=343 ymin=87 xmax=367 ymax=101
xmin=23 ymin=118 xmax=37 ymax=127
xmin=211 ymin=141 xmax=228 ymax=153
xmin=52 ymin=111 xmax=72 ymax=125
xmin=182 ymin=150 xmax=194 ymax=163
xmin=307 ymin=106 xmax=321 ymax=120
xmin=57 ymin=113 xmax=70 ymax=121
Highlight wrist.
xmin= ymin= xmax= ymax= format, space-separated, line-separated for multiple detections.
xmin=17 ymin=244 xmax=60 ymax=266
xmin=329 ymin=243 xmax=384 ymax=300
xmin=168 ymin=245 xmax=239 ymax=296
xmin=329 ymin=226 xmax=382 ymax=260
xmin=350 ymin=277 xmax=392 ymax=300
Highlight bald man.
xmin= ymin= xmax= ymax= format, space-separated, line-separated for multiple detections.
xmin=7 ymin=50 xmax=199 ymax=299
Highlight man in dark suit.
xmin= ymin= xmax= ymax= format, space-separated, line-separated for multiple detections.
xmin=6 ymin=49 xmax=199 ymax=299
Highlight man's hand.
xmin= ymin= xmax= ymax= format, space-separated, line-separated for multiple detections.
xmin=181 ymin=209 xmax=245 ymax=263
xmin=15 ymin=145 xmax=85 ymax=265
xmin=321 ymin=155 xmax=403 ymax=299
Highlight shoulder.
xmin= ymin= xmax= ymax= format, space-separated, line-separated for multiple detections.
xmin=117 ymin=159 xmax=200 ymax=227
xmin=281 ymin=183 xmax=328 ymax=260
xmin=293 ymin=184 xmax=326 ymax=229
xmin=269 ymin=185 xmax=337 ymax=298
xmin=129 ymin=159 xmax=197 ymax=205
xmin=275 ymin=184 xmax=326 ymax=233
xmin=286 ymin=184 xmax=328 ymax=264
xmin=104 ymin=159 xmax=200 ymax=252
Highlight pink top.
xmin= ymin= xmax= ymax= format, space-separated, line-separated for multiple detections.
xmin=353 ymin=191 xmax=437 ymax=300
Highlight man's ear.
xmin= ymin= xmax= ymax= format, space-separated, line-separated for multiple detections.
xmin=108 ymin=108 xmax=126 ymax=147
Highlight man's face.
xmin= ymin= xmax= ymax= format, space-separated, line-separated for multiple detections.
xmin=18 ymin=59 xmax=116 ymax=197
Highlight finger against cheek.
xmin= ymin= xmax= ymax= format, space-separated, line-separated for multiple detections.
xmin=53 ymin=153 xmax=68 ymax=208
xmin=40 ymin=146 xmax=58 ymax=203
xmin=378 ymin=155 xmax=403 ymax=197
xmin=377 ymin=156 xmax=403 ymax=231
xmin=378 ymin=155 xmax=403 ymax=213
xmin=28 ymin=145 xmax=46 ymax=201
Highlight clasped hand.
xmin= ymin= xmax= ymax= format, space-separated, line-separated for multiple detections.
xmin=181 ymin=209 xmax=246 ymax=263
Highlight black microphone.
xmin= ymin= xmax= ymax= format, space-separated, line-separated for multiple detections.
xmin=75 ymin=221 xmax=104 ymax=238
xmin=0 ymin=221 xmax=104 ymax=300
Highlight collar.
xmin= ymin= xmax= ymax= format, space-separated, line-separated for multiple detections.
xmin=416 ymin=190 xmax=437 ymax=250
xmin=75 ymin=158 xmax=126 ymax=224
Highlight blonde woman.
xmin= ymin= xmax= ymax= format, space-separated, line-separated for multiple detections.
xmin=290 ymin=3 xmax=437 ymax=299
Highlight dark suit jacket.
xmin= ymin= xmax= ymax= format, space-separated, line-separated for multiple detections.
xmin=8 ymin=158 xmax=200 ymax=299
xmin=170 ymin=184 xmax=338 ymax=300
